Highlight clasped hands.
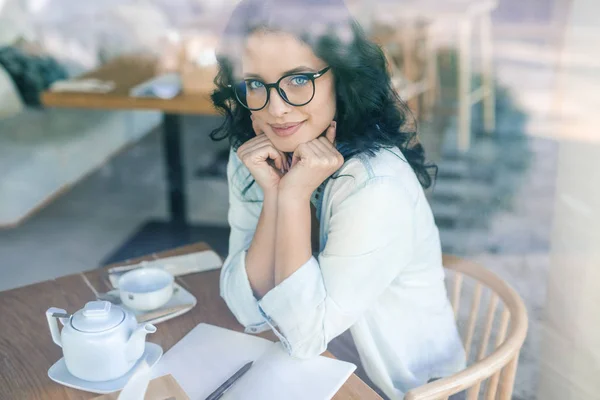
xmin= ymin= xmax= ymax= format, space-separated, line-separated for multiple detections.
xmin=237 ymin=114 xmax=344 ymax=201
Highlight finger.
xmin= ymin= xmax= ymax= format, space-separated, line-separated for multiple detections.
xmin=318 ymin=138 xmax=343 ymax=166
xmin=241 ymin=134 xmax=270 ymax=153
xmin=281 ymin=152 xmax=290 ymax=172
xmin=291 ymin=152 xmax=300 ymax=169
xmin=315 ymin=135 xmax=336 ymax=152
xmin=317 ymin=138 xmax=338 ymax=160
xmin=307 ymin=140 xmax=329 ymax=159
xmin=239 ymin=140 xmax=283 ymax=168
xmin=311 ymin=140 xmax=342 ymax=170
xmin=291 ymin=143 xmax=309 ymax=168
xmin=237 ymin=134 xmax=269 ymax=157
xmin=325 ymin=121 xmax=337 ymax=144
xmin=291 ymin=142 xmax=319 ymax=168
xmin=254 ymin=143 xmax=283 ymax=171
xmin=255 ymin=144 xmax=284 ymax=170
xmin=266 ymin=146 xmax=286 ymax=171
xmin=276 ymin=150 xmax=287 ymax=171
xmin=245 ymin=136 xmax=286 ymax=169
xmin=272 ymin=151 xmax=283 ymax=171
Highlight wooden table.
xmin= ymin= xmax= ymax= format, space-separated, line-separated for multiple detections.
xmin=0 ymin=242 xmax=382 ymax=400
xmin=42 ymin=56 xmax=224 ymax=262
xmin=41 ymin=56 xmax=217 ymax=116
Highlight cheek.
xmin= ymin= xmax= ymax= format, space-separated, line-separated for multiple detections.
xmin=304 ymin=84 xmax=336 ymax=134
xmin=319 ymin=80 xmax=336 ymax=112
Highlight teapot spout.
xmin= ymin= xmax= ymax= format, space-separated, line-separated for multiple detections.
xmin=126 ymin=323 xmax=156 ymax=362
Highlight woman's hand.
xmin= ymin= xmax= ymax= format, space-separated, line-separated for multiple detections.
xmin=237 ymin=115 xmax=290 ymax=194
xmin=278 ymin=121 xmax=343 ymax=200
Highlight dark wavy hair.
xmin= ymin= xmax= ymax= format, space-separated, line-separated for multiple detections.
xmin=209 ymin=0 xmax=437 ymax=189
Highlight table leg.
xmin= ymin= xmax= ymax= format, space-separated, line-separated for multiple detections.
xmin=163 ymin=113 xmax=187 ymax=226
xmin=102 ymin=113 xmax=233 ymax=264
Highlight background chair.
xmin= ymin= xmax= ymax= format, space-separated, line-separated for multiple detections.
xmin=374 ymin=21 xmax=440 ymax=121
xmin=367 ymin=0 xmax=498 ymax=152
xmin=405 ymin=254 xmax=528 ymax=400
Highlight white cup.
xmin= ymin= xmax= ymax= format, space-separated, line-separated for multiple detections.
xmin=118 ymin=268 xmax=174 ymax=311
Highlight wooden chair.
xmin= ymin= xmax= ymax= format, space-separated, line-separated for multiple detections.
xmin=405 ymin=255 xmax=529 ymax=400
xmin=368 ymin=0 xmax=498 ymax=152
xmin=372 ymin=21 xmax=440 ymax=121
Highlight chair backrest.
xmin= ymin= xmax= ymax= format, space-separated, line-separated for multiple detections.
xmin=405 ymin=254 xmax=529 ymax=400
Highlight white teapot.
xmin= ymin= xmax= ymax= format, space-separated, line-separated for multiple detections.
xmin=46 ymin=300 xmax=156 ymax=382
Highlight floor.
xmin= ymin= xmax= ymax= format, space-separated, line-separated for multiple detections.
xmin=430 ymin=18 xmax=599 ymax=399
xmin=0 ymin=16 xmax=589 ymax=400
xmin=426 ymin=44 xmax=559 ymax=399
xmin=0 ymin=115 xmax=231 ymax=291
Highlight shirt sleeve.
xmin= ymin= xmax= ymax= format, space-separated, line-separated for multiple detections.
xmin=219 ymin=149 xmax=270 ymax=334
xmin=257 ymin=176 xmax=417 ymax=358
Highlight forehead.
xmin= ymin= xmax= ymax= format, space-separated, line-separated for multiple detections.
xmin=242 ymin=30 xmax=323 ymax=79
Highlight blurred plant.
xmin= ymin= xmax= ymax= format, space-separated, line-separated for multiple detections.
xmin=0 ymin=44 xmax=67 ymax=106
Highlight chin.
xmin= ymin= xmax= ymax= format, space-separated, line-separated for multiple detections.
xmin=267 ymin=134 xmax=300 ymax=153
xmin=271 ymin=128 xmax=321 ymax=153
xmin=273 ymin=141 xmax=297 ymax=153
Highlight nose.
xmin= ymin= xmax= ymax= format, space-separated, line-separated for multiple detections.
xmin=266 ymin=87 xmax=292 ymax=118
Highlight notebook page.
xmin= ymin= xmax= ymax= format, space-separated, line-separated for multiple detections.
xmin=152 ymin=323 xmax=356 ymax=400
xmin=222 ymin=341 xmax=357 ymax=400
xmin=151 ymin=323 xmax=272 ymax=399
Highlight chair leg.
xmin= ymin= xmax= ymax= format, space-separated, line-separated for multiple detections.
xmin=484 ymin=309 xmax=511 ymax=400
xmin=424 ymin=22 xmax=438 ymax=119
xmin=480 ymin=12 xmax=495 ymax=134
xmin=458 ymin=19 xmax=472 ymax=152
xmin=498 ymin=352 xmax=520 ymax=400
xmin=401 ymin=22 xmax=420 ymax=118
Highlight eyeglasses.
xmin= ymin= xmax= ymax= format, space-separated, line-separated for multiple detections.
xmin=229 ymin=66 xmax=331 ymax=111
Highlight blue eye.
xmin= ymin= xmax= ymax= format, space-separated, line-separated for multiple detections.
xmin=246 ymin=80 xmax=264 ymax=91
xmin=290 ymin=76 xmax=309 ymax=86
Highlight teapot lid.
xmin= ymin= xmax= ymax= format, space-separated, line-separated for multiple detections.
xmin=71 ymin=301 xmax=125 ymax=333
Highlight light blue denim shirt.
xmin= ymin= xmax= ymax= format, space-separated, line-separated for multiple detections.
xmin=220 ymin=145 xmax=466 ymax=399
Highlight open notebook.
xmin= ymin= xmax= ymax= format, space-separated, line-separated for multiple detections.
xmin=152 ymin=323 xmax=356 ymax=399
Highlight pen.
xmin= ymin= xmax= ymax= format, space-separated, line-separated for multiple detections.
xmin=205 ymin=361 xmax=254 ymax=400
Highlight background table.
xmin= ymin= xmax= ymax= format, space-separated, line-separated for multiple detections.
xmin=0 ymin=242 xmax=382 ymax=399
xmin=41 ymin=56 xmax=230 ymax=263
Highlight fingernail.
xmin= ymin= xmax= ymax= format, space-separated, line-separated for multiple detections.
xmin=331 ymin=121 xmax=337 ymax=129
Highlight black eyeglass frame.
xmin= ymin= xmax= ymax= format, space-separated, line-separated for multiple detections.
xmin=228 ymin=66 xmax=331 ymax=111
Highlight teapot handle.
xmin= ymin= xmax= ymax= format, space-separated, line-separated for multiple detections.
xmin=46 ymin=307 xmax=68 ymax=348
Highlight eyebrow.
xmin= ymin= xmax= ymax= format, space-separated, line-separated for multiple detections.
xmin=244 ymin=66 xmax=318 ymax=80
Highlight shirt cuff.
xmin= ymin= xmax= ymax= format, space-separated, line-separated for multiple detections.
xmin=258 ymin=256 xmax=326 ymax=349
xmin=221 ymin=250 xmax=270 ymax=333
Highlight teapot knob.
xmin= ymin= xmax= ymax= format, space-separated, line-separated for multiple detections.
xmin=82 ymin=300 xmax=112 ymax=317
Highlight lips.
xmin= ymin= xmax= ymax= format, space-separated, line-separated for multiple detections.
xmin=270 ymin=121 xmax=305 ymax=137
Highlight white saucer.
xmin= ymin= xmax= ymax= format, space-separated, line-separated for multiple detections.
xmin=101 ymin=283 xmax=197 ymax=325
xmin=48 ymin=342 xmax=163 ymax=394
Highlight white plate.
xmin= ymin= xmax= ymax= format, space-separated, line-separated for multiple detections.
xmin=129 ymin=72 xmax=181 ymax=99
xmin=107 ymin=250 xmax=223 ymax=287
xmin=48 ymin=342 xmax=163 ymax=394
xmin=101 ymin=283 xmax=197 ymax=325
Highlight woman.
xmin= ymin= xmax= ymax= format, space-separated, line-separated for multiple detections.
xmin=209 ymin=0 xmax=466 ymax=398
